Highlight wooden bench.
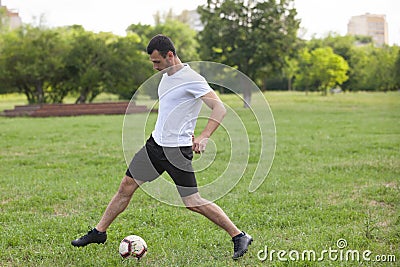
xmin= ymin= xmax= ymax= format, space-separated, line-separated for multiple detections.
xmin=3 ymin=102 xmax=150 ymax=117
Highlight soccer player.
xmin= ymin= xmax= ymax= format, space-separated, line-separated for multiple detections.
xmin=71 ymin=34 xmax=252 ymax=260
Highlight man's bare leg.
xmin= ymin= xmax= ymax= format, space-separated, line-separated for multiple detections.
xmin=181 ymin=192 xmax=241 ymax=237
xmin=181 ymin=192 xmax=253 ymax=259
xmin=96 ymin=176 xmax=143 ymax=232
xmin=71 ymin=176 xmax=142 ymax=247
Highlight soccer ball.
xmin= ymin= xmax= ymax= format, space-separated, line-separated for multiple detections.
xmin=119 ymin=235 xmax=148 ymax=259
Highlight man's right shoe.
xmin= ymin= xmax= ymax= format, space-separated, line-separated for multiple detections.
xmin=71 ymin=228 xmax=107 ymax=247
xmin=232 ymin=232 xmax=253 ymax=260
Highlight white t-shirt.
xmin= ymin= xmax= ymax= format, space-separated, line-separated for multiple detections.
xmin=152 ymin=64 xmax=212 ymax=147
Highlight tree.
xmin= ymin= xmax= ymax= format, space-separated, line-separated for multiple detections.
xmin=344 ymin=46 xmax=371 ymax=91
xmin=395 ymin=48 xmax=400 ymax=89
xmin=154 ymin=19 xmax=200 ymax=62
xmin=127 ymin=19 xmax=200 ymax=62
xmin=62 ymin=27 xmax=111 ymax=103
xmin=104 ymin=32 xmax=153 ymax=100
xmin=0 ymin=25 xmax=68 ymax=103
xmin=295 ymin=47 xmax=349 ymax=95
xmin=282 ymin=56 xmax=299 ymax=91
xmin=307 ymin=34 xmax=372 ymax=92
xmin=365 ymin=45 xmax=399 ymax=91
xmin=197 ymin=0 xmax=300 ymax=106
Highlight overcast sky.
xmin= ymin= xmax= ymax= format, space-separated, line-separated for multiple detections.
xmin=3 ymin=0 xmax=399 ymax=45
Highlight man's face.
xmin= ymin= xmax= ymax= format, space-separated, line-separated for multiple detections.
xmin=149 ymin=50 xmax=173 ymax=72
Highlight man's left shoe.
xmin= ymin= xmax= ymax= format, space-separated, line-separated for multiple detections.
xmin=232 ymin=232 xmax=253 ymax=260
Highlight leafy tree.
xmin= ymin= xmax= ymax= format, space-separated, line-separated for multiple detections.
xmin=344 ymin=45 xmax=371 ymax=91
xmin=197 ymin=0 xmax=300 ymax=106
xmin=364 ymin=45 xmax=399 ymax=91
xmin=307 ymin=34 xmax=373 ymax=92
xmin=127 ymin=19 xmax=199 ymax=62
xmin=395 ymin=48 xmax=400 ymax=89
xmin=62 ymin=26 xmax=111 ymax=103
xmin=0 ymin=25 xmax=68 ymax=103
xmin=154 ymin=20 xmax=200 ymax=62
xmin=104 ymin=32 xmax=153 ymax=100
xmin=282 ymin=56 xmax=299 ymax=91
xmin=295 ymin=47 xmax=349 ymax=95
xmin=125 ymin=23 xmax=154 ymax=50
xmin=61 ymin=25 xmax=155 ymax=102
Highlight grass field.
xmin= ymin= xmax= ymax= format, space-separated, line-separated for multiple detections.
xmin=0 ymin=92 xmax=399 ymax=266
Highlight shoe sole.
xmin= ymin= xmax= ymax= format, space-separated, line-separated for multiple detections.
xmin=71 ymin=240 xmax=106 ymax=247
xmin=232 ymin=238 xmax=253 ymax=260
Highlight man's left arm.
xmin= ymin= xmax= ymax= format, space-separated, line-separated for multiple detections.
xmin=192 ymin=90 xmax=226 ymax=154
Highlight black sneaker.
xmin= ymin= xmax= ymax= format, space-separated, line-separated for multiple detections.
xmin=71 ymin=228 xmax=107 ymax=247
xmin=232 ymin=232 xmax=253 ymax=260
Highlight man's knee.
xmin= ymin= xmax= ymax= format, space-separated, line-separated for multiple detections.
xmin=182 ymin=193 xmax=211 ymax=211
xmin=117 ymin=176 xmax=141 ymax=197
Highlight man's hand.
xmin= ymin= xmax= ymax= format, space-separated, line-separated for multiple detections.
xmin=192 ymin=134 xmax=209 ymax=154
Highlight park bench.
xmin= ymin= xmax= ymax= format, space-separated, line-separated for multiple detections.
xmin=3 ymin=102 xmax=150 ymax=117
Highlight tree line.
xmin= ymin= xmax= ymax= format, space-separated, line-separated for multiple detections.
xmin=0 ymin=0 xmax=399 ymax=104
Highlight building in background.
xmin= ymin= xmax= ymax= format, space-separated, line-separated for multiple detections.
xmin=185 ymin=10 xmax=203 ymax=32
xmin=0 ymin=0 xmax=22 ymax=30
xmin=347 ymin=13 xmax=388 ymax=46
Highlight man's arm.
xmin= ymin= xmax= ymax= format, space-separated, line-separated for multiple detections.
xmin=192 ymin=90 xmax=226 ymax=154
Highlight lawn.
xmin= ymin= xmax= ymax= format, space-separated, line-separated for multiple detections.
xmin=0 ymin=92 xmax=399 ymax=266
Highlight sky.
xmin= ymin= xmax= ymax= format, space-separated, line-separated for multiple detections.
xmin=2 ymin=0 xmax=400 ymax=45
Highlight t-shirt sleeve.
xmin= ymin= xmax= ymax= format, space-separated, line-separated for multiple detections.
xmin=186 ymin=80 xmax=213 ymax=99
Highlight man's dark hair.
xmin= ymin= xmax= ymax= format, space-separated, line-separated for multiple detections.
xmin=146 ymin=34 xmax=176 ymax=57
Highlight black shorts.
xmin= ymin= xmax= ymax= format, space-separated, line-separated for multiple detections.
xmin=126 ymin=135 xmax=198 ymax=197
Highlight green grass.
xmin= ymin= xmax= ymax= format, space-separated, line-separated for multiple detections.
xmin=0 ymin=92 xmax=399 ymax=266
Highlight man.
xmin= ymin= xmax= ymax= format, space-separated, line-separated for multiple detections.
xmin=71 ymin=34 xmax=252 ymax=260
